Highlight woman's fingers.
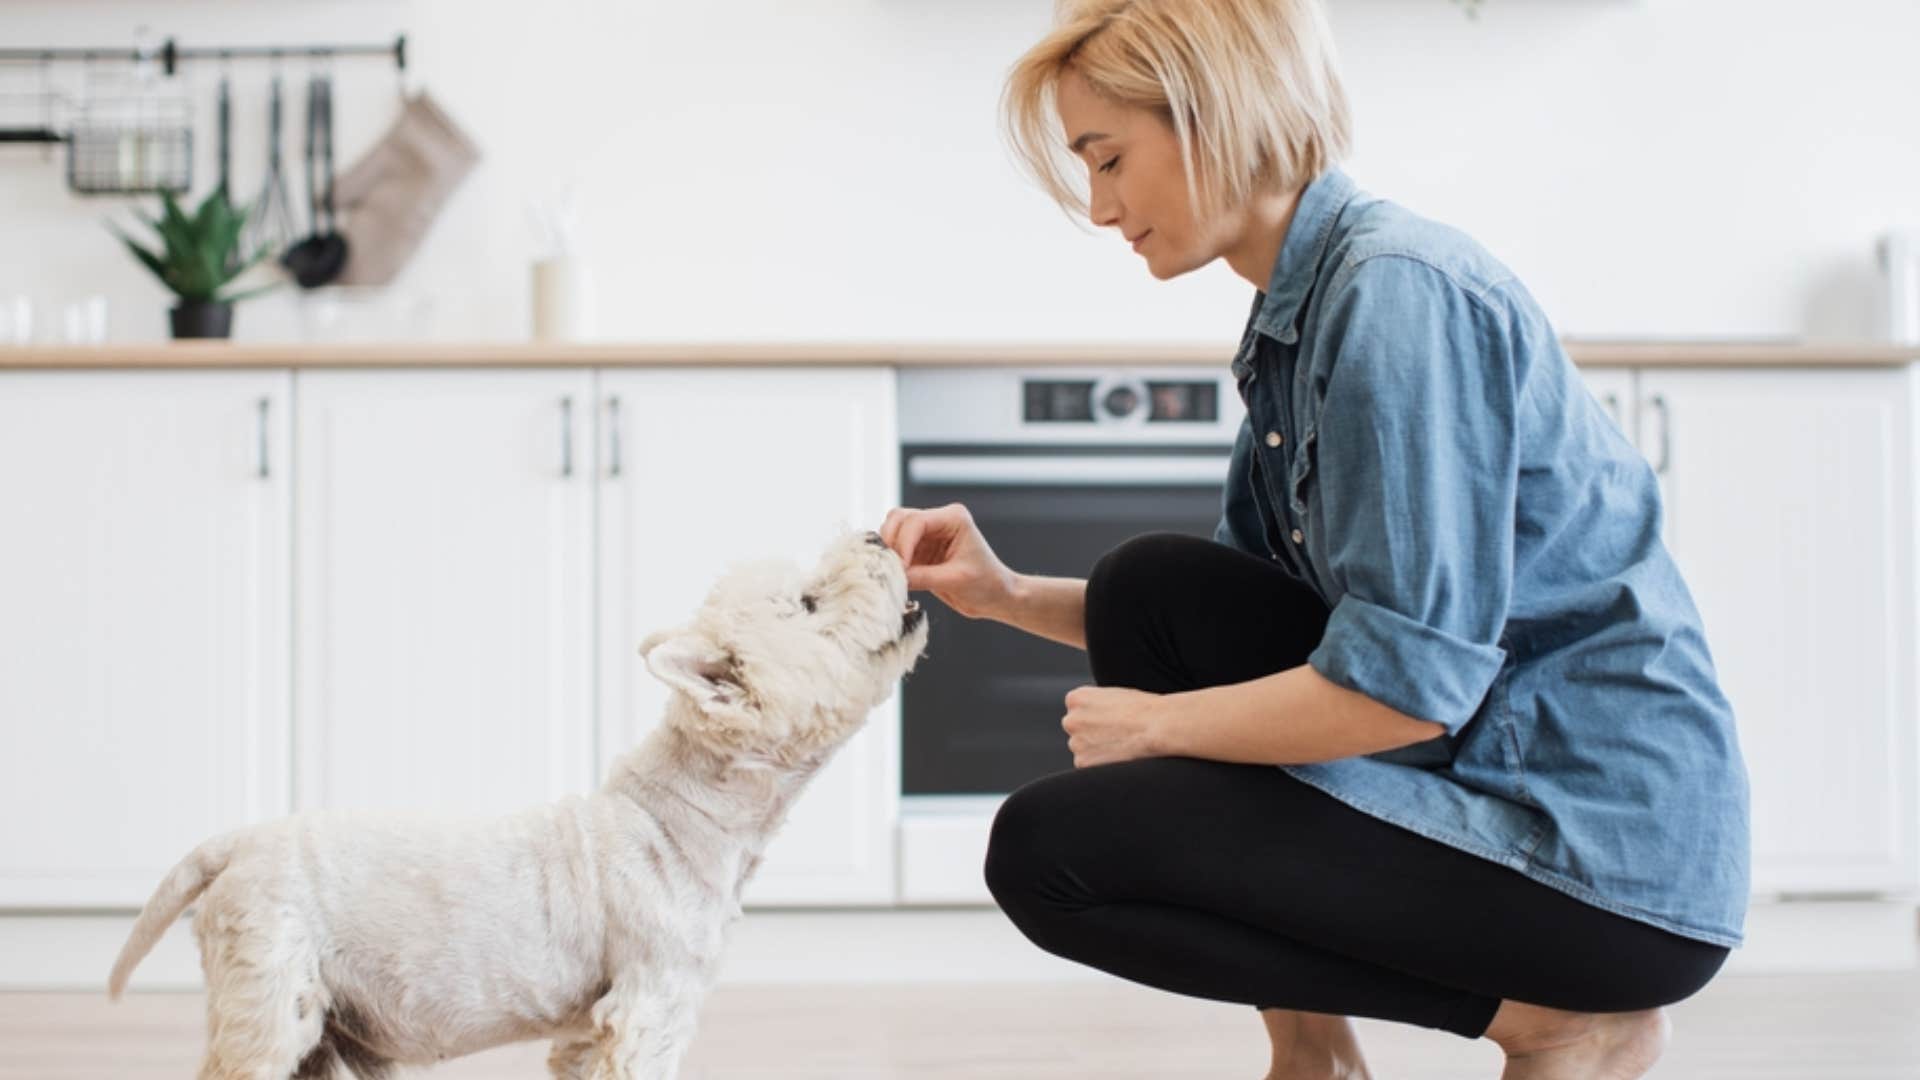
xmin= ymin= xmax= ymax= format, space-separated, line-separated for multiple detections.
xmin=895 ymin=514 xmax=928 ymax=569
xmin=881 ymin=503 xmax=973 ymax=574
xmin=878 ymin=507 xmax=906 ymax=550
xmin=882 ymin=506 xmax=937 ymax=564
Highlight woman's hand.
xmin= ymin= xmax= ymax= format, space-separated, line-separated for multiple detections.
xmin=878 ymin=502 xmax=1021 ymax=620
xmin=1062 ymin=684 xmax=1171 ymax=768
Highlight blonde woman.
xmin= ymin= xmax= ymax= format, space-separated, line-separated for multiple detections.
xmin=879 ymin=1 xmax=1748 ymax=1077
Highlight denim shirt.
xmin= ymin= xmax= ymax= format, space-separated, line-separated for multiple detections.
xmin=1214 ymin=168 xmax=1750 ymax=947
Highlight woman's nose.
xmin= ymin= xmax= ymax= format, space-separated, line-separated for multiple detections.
xmin=1088 ymin=195 xmax=1121 ymax=229
xmin=1087 ymin=180 xmax=1121 ymax=228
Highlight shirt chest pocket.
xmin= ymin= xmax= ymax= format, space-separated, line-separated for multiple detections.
xmin=1287 ymin=425 xmax=1319 ymax=521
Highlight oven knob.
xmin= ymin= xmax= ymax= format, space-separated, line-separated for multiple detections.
xmin=1091 ymin=376 xmax=1149 ymax=425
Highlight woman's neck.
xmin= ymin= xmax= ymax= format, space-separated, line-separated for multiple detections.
xmin=1222 ymin=186 xmax=1304 ymax=293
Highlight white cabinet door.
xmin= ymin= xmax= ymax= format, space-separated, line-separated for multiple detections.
xmin=295 ymin=370 xmax=594 ymax=817
xmin=598 ymin=367 xmax=900 ymax=905
xmin=1639 ymin=367 xmax=1918 ymax=895
xmin=0 ymin=371 xmax=291 ymax=906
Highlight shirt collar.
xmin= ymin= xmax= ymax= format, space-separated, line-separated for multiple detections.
xmin=1251 ymin=167 xmax=1360 ymax=345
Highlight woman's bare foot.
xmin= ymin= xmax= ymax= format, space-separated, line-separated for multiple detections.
xmin=1259 ymin=1008 xmax=1373 ymax=1080
xmin=1483 ymin=999 xmax=1670 ymax=1079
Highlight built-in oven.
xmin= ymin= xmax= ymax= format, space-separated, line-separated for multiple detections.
xmin=895 ymin=366 xmax=1244 ymax=902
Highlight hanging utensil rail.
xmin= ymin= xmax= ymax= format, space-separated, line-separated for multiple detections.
xmin=0 ymin=36 xmax=406 ymax=77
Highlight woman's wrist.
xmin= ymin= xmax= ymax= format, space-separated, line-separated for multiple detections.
xmin=1146 ymin=689 xmax=1192 ymax=757
xmin=991 ymin=571 xmax=1089 ymax=650
xmin=995 ymin=570 xmax=1033 ymax=625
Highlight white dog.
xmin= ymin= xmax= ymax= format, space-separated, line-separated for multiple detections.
xmin=107 ymin=528 xmax=929 ymax=1080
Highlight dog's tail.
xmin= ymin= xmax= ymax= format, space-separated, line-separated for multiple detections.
xmin=107 ymin=830 xmax=241 ymax=999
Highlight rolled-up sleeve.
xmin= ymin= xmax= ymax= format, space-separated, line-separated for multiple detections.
xmin=1305 ymin=257 xmax=1517 ymax=735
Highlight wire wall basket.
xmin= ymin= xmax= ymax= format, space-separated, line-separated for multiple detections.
xmin=65 ymin=82 xmax=193 ymax=194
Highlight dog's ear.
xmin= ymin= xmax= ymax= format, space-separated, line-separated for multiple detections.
xmin=642 ymin=631 xmax=750 ymax=715
xmin=637 ymin=627 xmax=679 ymax=662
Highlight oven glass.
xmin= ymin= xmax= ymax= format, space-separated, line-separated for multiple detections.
xmin=900 ymin=445 xmax=1230 ymax=795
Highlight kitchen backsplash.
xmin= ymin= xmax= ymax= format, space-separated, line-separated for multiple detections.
xmin=0 ymin=0 xmax=1914 ymax=345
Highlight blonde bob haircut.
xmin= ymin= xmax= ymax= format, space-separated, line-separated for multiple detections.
xmin=1003 ymin=0 xmax=1352 ymax=226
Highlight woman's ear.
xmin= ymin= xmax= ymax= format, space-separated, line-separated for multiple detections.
xmin=642 ymin=630 xmax=750 ymax=716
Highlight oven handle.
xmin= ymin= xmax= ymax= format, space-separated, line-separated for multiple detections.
xmin=907 ymin=454 xmax=1231 ymax=487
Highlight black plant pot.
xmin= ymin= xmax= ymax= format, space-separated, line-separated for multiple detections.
xmin=170 ymin=300 xmax=234 ymax=340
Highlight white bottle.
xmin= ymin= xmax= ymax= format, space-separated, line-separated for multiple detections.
xmin=1877 ymin=229 xmax=1920 ymax=346
xmin=531 ymin=255 xmax=593 ymax=342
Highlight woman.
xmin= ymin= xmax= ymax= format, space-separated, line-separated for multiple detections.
xmin=878 ymin=1 xmax=1749 ymax=1077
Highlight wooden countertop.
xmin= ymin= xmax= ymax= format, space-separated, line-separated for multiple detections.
xmin=1 ymin=340 xmax=1916 ymax=369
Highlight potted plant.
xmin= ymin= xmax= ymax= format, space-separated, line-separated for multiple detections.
xmin=110 ymin=186 xmax=277 ymax=340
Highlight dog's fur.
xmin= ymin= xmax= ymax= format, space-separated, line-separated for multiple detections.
xmin=107 ymin=529 xmax=929 ymax=1079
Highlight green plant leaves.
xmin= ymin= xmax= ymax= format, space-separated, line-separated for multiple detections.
xmin=108 ymin=187 xmax=283 ymax=304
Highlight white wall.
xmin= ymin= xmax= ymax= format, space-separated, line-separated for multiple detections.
xmin=0 ymin=0 xmax=1914 ymax=345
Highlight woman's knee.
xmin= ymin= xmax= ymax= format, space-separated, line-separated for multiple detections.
xmin=982 ymin=780 xmax=1053 ymax=912
xmin=1087 ymin=532 xmax=1201 ymax=611
xmin=1084 ymin=532 xmax=1208 ymax=665
xmin=982 ymin=768 xmax=1106 ymax=921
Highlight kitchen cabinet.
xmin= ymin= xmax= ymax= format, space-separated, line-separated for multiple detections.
xmin=1578 ymin=365 xmax=1918 ymax=897
xmin=597 ymin=368 xmax=901 ymax=905
xmin=294 ymin=369 xmax=596 ymax=817
xmin=0 ymin=365 xmax=899 ymax=914
xmin=0 ymin=371 xmax=291 ymax=906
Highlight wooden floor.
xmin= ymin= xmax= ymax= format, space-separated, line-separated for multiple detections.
xmin=4 ymin=971 xmax=1919 ymax=1078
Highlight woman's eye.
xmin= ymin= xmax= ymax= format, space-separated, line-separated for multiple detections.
xmin=800 ymin=594 xmax=817 ymax=614
xmin=1097 ymin=156 xmax=1119 ymax=174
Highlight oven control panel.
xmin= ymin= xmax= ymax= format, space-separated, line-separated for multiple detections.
xmin=1022 ymin=377 xmax=1219 ymax=424
xmin=900 ymin=367 xmax=1244 ymax=445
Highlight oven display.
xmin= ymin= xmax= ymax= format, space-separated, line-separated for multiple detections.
xmin=1022 ymin=379 xmax=1218 ymax=423
xmin=1147 ymin=380 xmax=1217 ymax=422
xmin=1023 ymin=380 xmax=1097 ymax=422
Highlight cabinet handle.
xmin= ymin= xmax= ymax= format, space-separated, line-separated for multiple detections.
xmin=607 ymin=395 xmax=622 ymax=478
xmin=256 ymin=397 xmax=270 ymax=479
xmin=1601 ymin=391 xmax=1622 ymax=430
xmin=560 ymin=396 xmax=574 ymax=478
xmin=1648 ymin=393 xmax=1671 ymax=476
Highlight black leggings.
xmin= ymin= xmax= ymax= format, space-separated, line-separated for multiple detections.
xmin=982 ymin=533 xmax=1730 ymax=1038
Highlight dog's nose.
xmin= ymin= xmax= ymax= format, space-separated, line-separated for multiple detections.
xmin=864 ymin=531 xmax=887 ymax=548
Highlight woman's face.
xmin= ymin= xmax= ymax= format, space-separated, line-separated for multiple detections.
xmin=1055 ymin=67 xmax=1234 ymax=281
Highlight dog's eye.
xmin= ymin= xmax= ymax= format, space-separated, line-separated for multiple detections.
xmin=800 ymin=594 xmax=817 ymax=614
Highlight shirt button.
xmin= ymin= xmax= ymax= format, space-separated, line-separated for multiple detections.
xmin=1265 ymin=431 xmax=1283 ymax=447
xmin=1291 ymin=528 xmax=1305 ymax=544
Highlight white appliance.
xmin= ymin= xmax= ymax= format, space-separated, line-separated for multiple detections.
xmin=1877 ymin=228 xmax=1920 ymax=345
xmin=894 ymin=366 xmax=1244 ymax=903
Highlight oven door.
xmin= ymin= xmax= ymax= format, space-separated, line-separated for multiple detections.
xmin=896 ymin=445 xmax=1231 ymax=901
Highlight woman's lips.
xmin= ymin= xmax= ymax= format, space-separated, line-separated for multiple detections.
xmin=1131 ymin=230 xmax=1152 ymax=253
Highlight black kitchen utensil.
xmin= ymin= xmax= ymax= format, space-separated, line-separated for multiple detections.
xmin=215 ymin=73 xmax=231 ymax=193
xmin=243 ymin=73 xmax=298 ymax=260
xmin=281 ymin=72 xmax=348 ymax=287
xmin=217 ymin=73 xmax=237 ymax=272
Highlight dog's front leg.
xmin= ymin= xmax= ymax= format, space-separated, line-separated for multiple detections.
xmin=586 ymin=981 xmax=704 ymax=1080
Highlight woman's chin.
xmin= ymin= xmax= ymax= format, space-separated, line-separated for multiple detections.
xmin=1142 ymin=249 xmax=1200 ymax=281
